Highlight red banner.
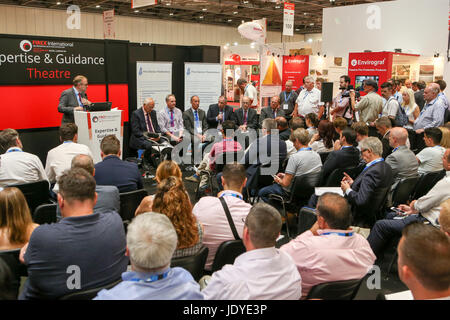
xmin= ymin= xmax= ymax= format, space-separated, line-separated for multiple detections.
xmin=348 ymin=52 xmax=393 ymax=93
xmin=282 ymin=55 xmax=309 ymax=91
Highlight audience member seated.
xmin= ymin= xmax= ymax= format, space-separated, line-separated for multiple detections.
xmin=45 ymin=123 xmax=92 ymax=192
xmin=258 ymin=128 xmax=321 ymax=206
xmin=71 ymin=154 xmax=119 ymax=215
xmin=281 ymin=193 xmax=375 ymax=298
xmin=397 ymin=222 xmax=450 ymax=300
xmin=439 ymin=199 xmax=450 ymax=236
xmin=416 ymin=127 xmax=446 ymax=174
xmin=275 ymin=116 xmax=291 ymax=141
xmin=285 ymin=117 xmax=306 ymax=158
xmin=19 ymin=168 xmax=128 ymax=299
xmin=201 ymin=203 xmax=301 ymax=300
xmin=352 ymin=121 xmax=369 ymax=150
xmin=318 ymin=128 xmax=360 ymax=186
xmin=309 ymin=120 xmax=335 ymax=153
xmin=157 ymin=94 xmax=184 ymax=145
xmin=0 ymin=129 xmax=48 ymax=187
xmin=0 ymin=187 xmax=38 ymax=250
xmin=135 ymin=160 xmax=182 ymax=214
xmin=193 ymin=163 xmax=251 ymax=271
xmin=95 ymin=135 xmax=143 ymax=193
xmin=259 ymin=96 xmax=285 ymax=126
xmin=305 ymin=113 xmax=319 ymax=139
xmin=332 ymin=116 xmax=348 ymax=139
xmin=341 ymin=137 xmax=393 ymax=227
xmin=440 ymin=126 xmax=450 ymax=148
xmin=367 ymin=148 xmax=450 ymax=259
xmin=94 ymin=212 xmax=203 ymax=300
xmin=151 ymin=177 xmax=203 ymax=259
xmin=375 ymin=117 xmax=393 ymax=159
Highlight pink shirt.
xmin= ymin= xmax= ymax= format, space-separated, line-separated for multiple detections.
xmin=208 ymin=139 xmax=242 ymax=171
xmin=192 ymin=192 xmax=251 ymax=270
xmin=281 ymin=229 xmax=376 ymax=298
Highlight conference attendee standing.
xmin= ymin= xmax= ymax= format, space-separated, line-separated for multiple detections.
xmin=201 ymin=203 xmax=302 ymax=300
xmin=259 ymin=96 xmax=285 ymax=127
xmin=279 ymin=80 xmax=298 ymax=120
xmin=95 ymin=135 xmax=143 ymax=193
xmin=19 ymin=168 xmax=128 ymax=300
xmin=294 ymin=76 xmax=321 ymax=118
xmin=402 ymin=89 xmax=420 ymax=130
xmin=57 ymin=75 xmax=92 ymax=124
xmin=232 ymin=96 xmax=258 ymax=131
xmin=330 ymin=75 xmax=353 ymax=123
xmin=435 ymin=80 xmax=449 ymax=110
xmin=206 ymin=96 xmax=234 ymax=130
xmin=0 ymin=129 xmax=48 ymax=187
xmin=414 ymin=81 xmax=426 ymax=111
xmin=237 ymin=78 xmax=258 ymax=109
xmin=158 ymin=94 xmax=184 ymax=145
xmin=380 ymin=82 xmax=399 ymax=124
xmin=45 ymin=123 xmax=93 ymax=192
xmin=129 ymin=98 xmax=162 ymax=168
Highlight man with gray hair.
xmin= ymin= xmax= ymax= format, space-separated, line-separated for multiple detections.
xmin=341 ymin=137 xmax=393 ymax=227
xmin=294 ymin=76 xmax=321 ymax=118
xmin=202 ymin=203 xmax=302 ymax=300
xmin=259 ymin=96 xmax=285 ymax=126
xmin=279 ymin=80 xmax=298 ymax=120
xmin=237 ymin=78 xmax=258 ymax=108
xmin=157 ymin=94 xmax=184 ymax=145
xmin=95 ymin=212 xmax=203 ymax=300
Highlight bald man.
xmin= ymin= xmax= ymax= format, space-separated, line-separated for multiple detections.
xmin=260 ymin=96 xmax=286 ymax=127
xmin=279 ymin=80 xmax=298 ymax=120
xmin=129 ymin=98 xmax=162 ymax=168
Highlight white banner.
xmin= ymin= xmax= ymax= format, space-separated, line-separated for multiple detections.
xmin=103 ymin=9 xmax=115 ymax=39
xmin=132 ymin=0 xmax=157 ymax=9
xmin=136 ymin=61 xmax=172 ymax=112
xmin=283 ymin=2 xmax=295 ymax=36
xmin=184 ymin=63 xmax=222 ymax=113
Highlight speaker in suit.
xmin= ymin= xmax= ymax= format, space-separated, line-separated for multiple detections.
xmin=206 ymin=103 xmax=234 ymax=129
xmin=259 ymin=106 xmax=285 ymax=126
xmin=129 ymin=107 xmax=161 ymax=151
xmin=95 ymin=155 xmax=143 ymax=193
xmin=57 ymin=87 xmax=87 ymax=124
xmin=232 ymin=107 xmax=258 ymax=130
xmin=183 ymin=107 xmax=208 ymax=137
xmin=319 ymin=146 xmax=361 ymax=186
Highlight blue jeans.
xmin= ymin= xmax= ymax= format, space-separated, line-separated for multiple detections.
xmin=258 ymin=184 xmax=285 ymax=204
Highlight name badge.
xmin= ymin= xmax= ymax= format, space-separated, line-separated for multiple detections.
xmin=283 ymin=103 xmax=289 ymax=110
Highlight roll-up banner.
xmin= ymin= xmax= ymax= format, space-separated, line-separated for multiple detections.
xmin=136 ymin=61 xmax=172 ymax=112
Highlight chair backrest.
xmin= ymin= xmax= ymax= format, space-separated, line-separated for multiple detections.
xmin=391 ymin=176 xmax=420 ymax=206
xmin=305 ymin=278 xmax=364 ymax=300
xmin=289 ymin=171 xmax=321 ymax=204
xmin=318 ymin=152 xmax=330 ymax=164
xmin=323 ymin=166 xmax=363 ymax=187
xmin=59 ymin=278 xmax=122 ymax=300
xmin=411 ymin=170 xmax=446 ymax=200
xmin=297 ymin=207 xmax=318 ymax=235
xmin=0 ymin=248 xmax=27 ymax=298
xmin=171 ymin=246 xmax=209 ymax=282
xmin=119 ymin=189 xmax=148 ymax=222
xmin=7 ymin=180 xmax=50 ymax=215
xmin=214 ymin=151 xmax=244 ymax=173
xmin=33 ymin=204 xmax=57 ymax=225
xmin=211 ymin=239 xmax=246 ymax=272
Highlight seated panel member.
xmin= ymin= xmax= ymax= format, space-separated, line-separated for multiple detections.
xmin=182 ymin=95 xmax=208 ymax=142
xmin=157 ymin=94 xmax=184 ymax=145
xmin=259 ymin=96 xmax=285 ymax=127
xmin=232 ymin=96 xmax=258 ymax=131
xmin=206 ymin=96 xmax=234 ymax=129
xmin=57 ymin=75 xmax=92 ymax=124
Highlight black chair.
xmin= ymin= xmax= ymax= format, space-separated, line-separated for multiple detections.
xmin=391 ymin=176 xmax=420 ymax=207
xmin=33 ymin=203 xmax=57 ymax=224
xmin=305 ymin=277 xmax=364 ymax=300
xmin=171 ymin=246 xmax=209 ymax=282
xmin=268 ymin=172 xmax=320 ymax=238
xmin=59 ymin=278 xmax=122 ymax=300
xmin=211 ymin=240 xmax=246 ymax=273
xmin=318 ymin=152 xmax=331 ymax=164
xmin=321 ymin=165 xmax=364 ymax=187
xmin=7 ymin=180 xmax=52 ymax=215
xmin=410 ymin=170 xmax=446 ymax=201
xmin=0 ymin=249 xmax=27 ymax=299
xmin=297 ymin=207 xmax=318 ymax=235
xmin=352 ymin=185 xmax=391 ymax=228
xmin=119 ymin=189 xmax=148 ymax=223
xmin=0 ymin=257 xmax=16 ymax=300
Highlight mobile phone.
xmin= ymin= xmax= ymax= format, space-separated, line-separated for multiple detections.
xmin=271 ymin=174 xmax=278 ymax=180
xmin=390 ymin=207 xmax=406 ymax=215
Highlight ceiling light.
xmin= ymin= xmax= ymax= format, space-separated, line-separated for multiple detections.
xmin=227 ymin=19 xmax=232 ymax=22
xmin=310 ymin=23 xmax=315 ymax=26
xmin=134 ymin=10 xmax=139 ymax=13
xmin=169 ymin=12 xmax=174 ymax=16
xmin=202 ymin=8 xmax=207 ymax=11
xmin=233 ymin=42 xmax=238 ymax=46
xmin=307 ymin=38 xmax=313 ymax=43
xmin=275 ymin=5 xmax=280 ymax=9
xmin=56 ymin=1 xmax=61 ymax=5
xmin=243 ymin=0 xmax=249 ymax=4
xmin=233 ymin=11 xmax=238 ymax=14
xmin=241 ymin=20 xmax=245 ymax=24
xmin=166 ymin=2 xmax=170 ymax=5
xmin=199 ymin=16 xmax=204 ymax=19
xmin=96 ymin=5 xmax=100 ymax=8
xmin=295 ymin=28 xmax=300 ymax=31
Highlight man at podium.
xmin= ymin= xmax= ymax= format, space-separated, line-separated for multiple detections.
xmin=57 ymin=75 xmax=92 ymax=124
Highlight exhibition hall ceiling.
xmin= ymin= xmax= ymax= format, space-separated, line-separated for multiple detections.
xmin=2 ymin=0 xmax=393 ymax=34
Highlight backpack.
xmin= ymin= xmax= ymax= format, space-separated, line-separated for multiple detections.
xmin=394 ymin=100 xmax=408 ymax=127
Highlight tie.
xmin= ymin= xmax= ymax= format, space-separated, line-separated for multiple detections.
xmin=170 ymin=110 xmax=174 ymax=127
xmin=145 ymin=112 xmax=154 ymax=133
xmin=78 ymin=93 xmax=83 ymax=106
xmin=243 ymin=110 xmax=247 ymax=125
xmin=219 ymin=111 xmax=223 ymax=124
xmin=194 ymin=110 xmax=200 ymax=133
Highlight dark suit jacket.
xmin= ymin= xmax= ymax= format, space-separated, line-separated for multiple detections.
xmin=232 ymin=107 xmax=258 ymax=129
xmin=414 ymin=89 xmax=425 ymax=111
xmin=57 ymin=88 xmax=87 ymax=124
xmin=129 ymin=108 xmax=161 ymax=150
xmin=206 ymin=104 xmax=234 ymax=128
xmin=94 ymin=155 xmax=143 ymax=193
xmin=319 ymin=146 xmax=361 ymax=186
xmin=259 ymin=107 xmax=286 ymax=126
xmin=381 ymin=132 xmax=393 ymax=159
xmin=279 ymin=128 xmax=291 ymax=141
xmin=183 ymin=108 xmax=208 ymax=137
xmin=345 ymin=161 xmax=393 ymax=227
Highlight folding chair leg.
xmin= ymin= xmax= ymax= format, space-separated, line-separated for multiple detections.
xmin=282 ymin=202 xmax=291 ymax=239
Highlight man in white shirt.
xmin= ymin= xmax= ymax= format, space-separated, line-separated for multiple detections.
xmin=202 ymin=203 xmax=302 ymax=300
xmin=193 ymin=163 xmax=251 ymax=270
xmin=45 ymin=123 xmax=93 ymax=192
xmin=380 ymin=82 xmax=399 ymax=123
xmin=397 ymin=222 xmax=450 ymax=300
xmin=294 ymin=76 xmax=321 ymax=118
xmin=416 ymin=127 xmax=446 ymax=174
xmin=237 ymin=78 xmax=258 ymax=109
xmin=0 ymin=128 xmax=47 ymax=187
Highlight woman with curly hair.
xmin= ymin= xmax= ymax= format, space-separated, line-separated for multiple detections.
xmin=309 ymin=120 xmax=336 ymax=153
xmin=152 ymin=176 xmax=203 ymax=258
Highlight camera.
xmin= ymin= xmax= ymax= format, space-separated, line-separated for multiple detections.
xmin=341 ymin=85 xmax=360 ymax=98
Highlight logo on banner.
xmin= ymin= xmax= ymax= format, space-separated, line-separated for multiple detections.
xmin=139 ymin=67 xmax=143 ymax=76
xmin=92 ymin=116 xmax=99 ymax=123
xmin=19 ymin=40 xmax=32 ymax=52
xmin=351 ymin=59 xmax=358 ymax=67
xmin=350 ymin=58 xmax=386 ymax=67
xmin=186 ymin=67 xmax=191 ymax=76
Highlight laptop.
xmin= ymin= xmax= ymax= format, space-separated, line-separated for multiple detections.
xmin=87 ymin=102 xmax=112 ymax=112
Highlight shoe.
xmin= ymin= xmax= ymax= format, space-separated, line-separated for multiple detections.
xmin=185 ymin=175 xmax=200 ymax=183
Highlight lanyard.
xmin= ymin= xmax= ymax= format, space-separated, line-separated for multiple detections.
xmin=341 ymin=146 xmax=352 ymax=150
xmin=63 ymin=141 xmax=73 ymax=144
xmin=320 ymin=232 xmax=354 ymax=237
xmin=297 ymin=147 xmax=312 ymax=152
xmin=220 ymin=192 xmax=243 ymax=200
xmin=284 ymin=91 xmax=292 ymax=102
xmin=392 ymin=147 xmax=399 ymax=153
xmin=6 ymin=148 xmax=22 ymax=153
xmin=363 ymin=158 xmax=384 ymax=172
xmin=129 ymin=270 xmax=170 ymax=283
xmin=302 ymin=90 xmax=311 ymax=100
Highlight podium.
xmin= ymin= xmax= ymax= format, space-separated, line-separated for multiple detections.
xmin=74 ymin=110 xmax=123 ymax=164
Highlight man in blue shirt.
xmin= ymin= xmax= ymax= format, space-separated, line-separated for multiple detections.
xmin=94 ymin=212 xmax=203 ymax=300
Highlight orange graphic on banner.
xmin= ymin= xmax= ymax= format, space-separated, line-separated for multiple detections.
xmin=262 ymin=57 xmax=282 ymax=85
